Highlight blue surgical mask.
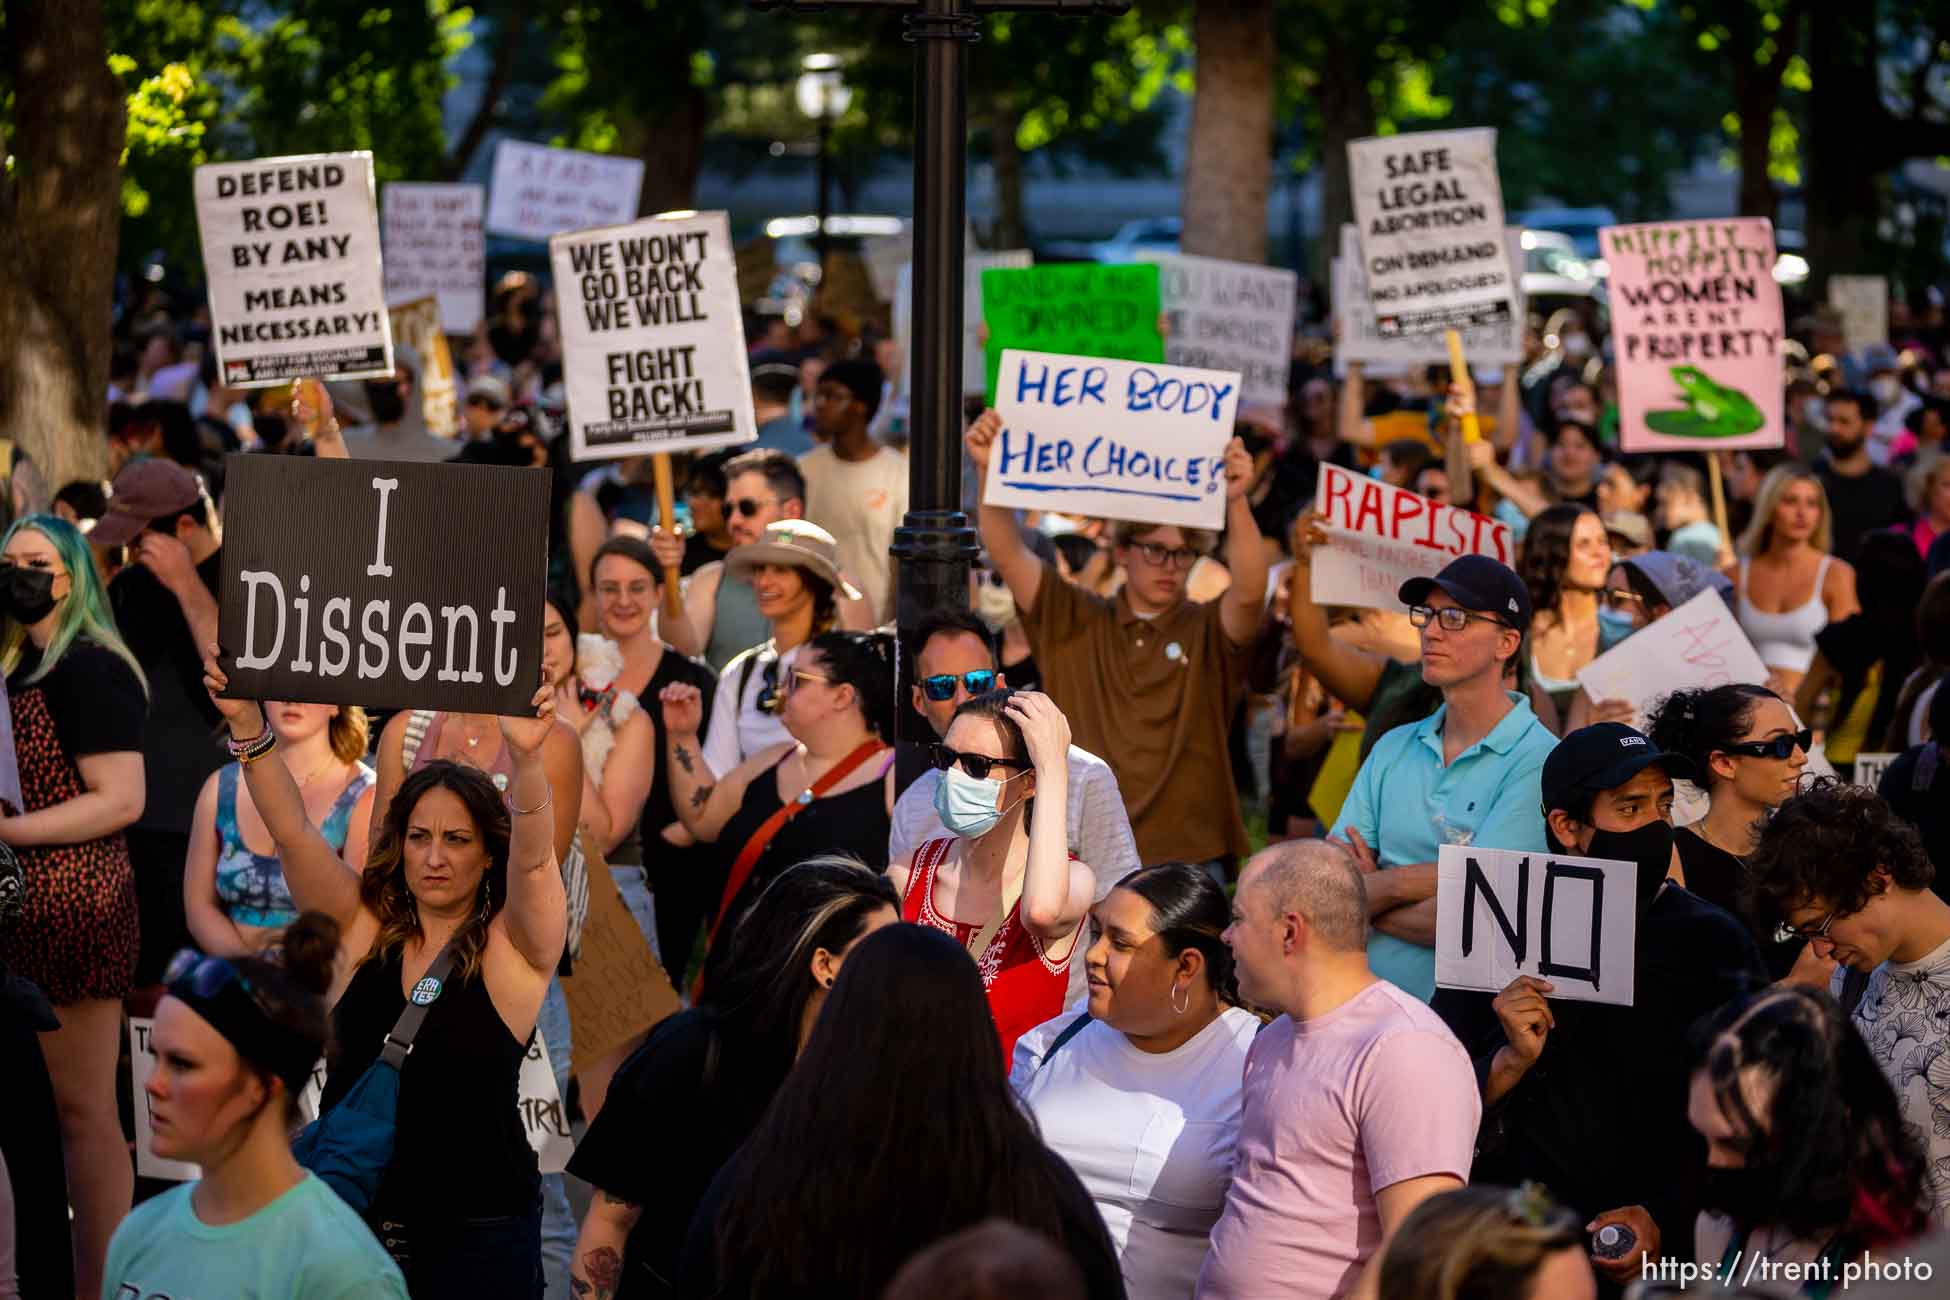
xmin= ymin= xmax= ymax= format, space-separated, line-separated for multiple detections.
xmin=933 ymin=765 xmax=1019 ymax=839
xmin=1597 ymin=605 xmax=1638 ymax=651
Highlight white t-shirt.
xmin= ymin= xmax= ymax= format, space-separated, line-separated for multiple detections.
xmin=798 ymin=444 xmax=908 ymax=621
xmin=702 ymin=641 xmax=798 ymax=778
xmin=1013 ymin=1007 xmax=1260 ymax=1300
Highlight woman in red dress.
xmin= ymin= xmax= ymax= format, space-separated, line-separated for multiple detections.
xmin=888 ymin=690 xmax=1093 ymax=1060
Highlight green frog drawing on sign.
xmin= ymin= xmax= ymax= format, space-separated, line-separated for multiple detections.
xmin=1643 ymin=365 xmax=1765 ymax=438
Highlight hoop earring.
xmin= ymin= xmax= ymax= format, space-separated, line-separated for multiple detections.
xmin=1171 ymin=981 xmax=1189 ymax=1015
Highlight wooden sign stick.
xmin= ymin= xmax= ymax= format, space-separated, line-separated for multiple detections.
xmin=652 ymin=453 xmax=685 ymax=620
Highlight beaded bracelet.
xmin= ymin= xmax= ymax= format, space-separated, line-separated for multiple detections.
xmin=229 ymin=728 xmax=278 ymax=765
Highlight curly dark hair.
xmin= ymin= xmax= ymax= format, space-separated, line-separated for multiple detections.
xmin=1694 ymin=986 xmax=1934 ymax=1247
xmin=1517 ymin=503 xmax=1598 ymax=629
xmin=1645 ymin=684 xmax=1782 ymax=793
xmin=1746 ymin=777 xmax=1934 ymax=918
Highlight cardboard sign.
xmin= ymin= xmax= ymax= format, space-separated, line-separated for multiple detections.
xmin=382 ymin=182 xmax=486 ymax=334
xmin=986 ymin=349 xmax=1239 ymax=531
xmin=1309 ymin=462 xmax=1516 ymax=610
xmin=387 ymin=297 xmax=459 ymax=439
xmin=562 ymin=859 xmax=680 ymax=1077
xmin=1435 ymin=845 xmax=1638 ymax=1006
xmin=1346 ymin=128 xmax=1517 ymax=336
xmin=485 ymin=140 xmax=645 ymax=242
xmin=1333 ymin=224 xmax=1526 ymax=375
xmin=550 ymin=211 xmax=756 ymax=460
xmin=217 ymin=454 xmax=551 ymax=715
xmin=1576 ymin=590 xmax=1770 ymax=726
xmin=895 ymin=249 xmax=1034 ymax=400
xmin=1603 ymin=219 xmax=1785 ymax=453
xmin=981 ymin=262 xmax=1164 ymax=399
xmin=1852 ymin=752 xmax=1898 ymax=790
xmin=1828 ymin=275 xmax=1889 ymax=355
xmin=195 ymin=152 xmax=393 ymax=387
xmin=1135 ymin=250 xmax=1298 ymax=409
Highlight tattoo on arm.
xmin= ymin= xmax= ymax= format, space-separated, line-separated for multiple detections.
xmin=584 ymin=1246 xmax=623 ymax=1292
xmin=691 ymin=785 xmax=714 ymax=810
xmin=674 ymin=745 xmax=694 ymax=775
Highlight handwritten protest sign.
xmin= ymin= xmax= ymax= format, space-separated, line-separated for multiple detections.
xmin=551 ymin=212 xmax=755 ymax=460
xmin=1346 ymin=128 xmax=1517 ymax=336
xmin=195 ymin=152 xmax=393 ymax=386
xmin=387 ymin=297 xmax=459 ymax=438
xmin=1436 ymin=845 xmax=1638 ymax=1006
xmin=1603 ymin=218 xmax=1784 ymax=453
xmin=1576 ymin=589 xmax=1769 ymax=727
xmin=218 ymin=455 xmax=550 ymax=715
xmin=896 ymin=249 xmax=1033 ymax=400
xmin=1852 ymin=752 xmax=1898 ymax=790
xmin=986 ymin=349 xmax=1239 ymax=531
xmin=1333 ymin=224 xmax=1526 ymax=375
xmin=1828 ymin=275 xmax=1889 ymax=355
xmin=563 ymin=857 xmax=680 ymax=1076
xmin=1135 ymin=251 xmax=1298 ymax=409
xmin=485 ymin=140 xmax=645 ymax=242
xmin=981 ymin=262 xmax=1164 ymax=399
xmin=382 ymin=182 xmax=485 ymax=333
xmin=1309 ymin=462 xmax=1515 ymax=610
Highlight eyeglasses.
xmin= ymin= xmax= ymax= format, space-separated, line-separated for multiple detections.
xmin=164 ymin=948 xmax=276 ymax=1018
xmin=1599 ymin=587 xmax=1645 ymax=611
xmin=727 ymin=497 xmax=772 ymax=519
xmin=1774 ymin=909 xmax=1839 ymax=945
xmin=1129 ymin=541 xmax=1199 ymax=570
xmin=1407 ymin=604 xmax=1514 ymax=634
xmin=929 ymin=744 xmax=1026 ymax=780
xmin=757 ymin=658 xmax=784 ymax=714
xmin=920 ymin=670 xmax=997 ymax=702
xmin=1721 ymin=729 xmax=1813 ymax=761
xmin=780 ymin=668 xmax=830 ymax=697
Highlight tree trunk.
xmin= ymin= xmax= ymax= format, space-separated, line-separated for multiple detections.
xmin=1804 ymin=3 xmax=1883 ymax=285
xmin=990 ymin=99 xmax=1027 ymax=250
xmin=445 ymin=0 xmax=530 ymax=180
xmin=1181 ymin=0 xmax=1275 ymax=263
xmin=0 ymin=0 xmax=122 ymax=493
xmin=625 ymin=87 xmax=708 ymax=218
xmin=1732 ymin=60 xmax=1778 ymax=224
xmin=1311 ymin=30 xmax=1378 ymax=290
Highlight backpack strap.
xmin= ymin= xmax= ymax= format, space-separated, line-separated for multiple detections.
xmin=1839 ymin=965 xmax=1872 ymax=1017
xmin=1034 ymin=1013 xmax=1094 ymax=1074
xmin=378 ymin=940 xmax=461 ymax=1069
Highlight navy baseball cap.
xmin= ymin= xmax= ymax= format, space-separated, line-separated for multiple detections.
xmin=1542 ymin=722 xmax=1696 ymax=811
xmin=1399 ymin=554 xmax=1531 ymax=630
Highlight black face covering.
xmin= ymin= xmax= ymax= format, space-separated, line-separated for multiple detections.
xmin=1698 ymin=1165 xmax=1773 ymax=1227
xmin=0 ymin=562 xmax=58 ymax=625
xmin=1582 ymin=818 xmax=1676 ymax=912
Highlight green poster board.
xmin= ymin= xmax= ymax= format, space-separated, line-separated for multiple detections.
xmin=980 ymin=262 xmax=1164 ymax=397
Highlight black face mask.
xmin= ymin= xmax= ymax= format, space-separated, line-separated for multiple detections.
xmin=1582 ymin=818 xmax=1676 ymax=912
xmin=0 ymin=562 xmax=58 ymax=624
xmin=1698 ymin=1165 xmax=1774 ymax=1227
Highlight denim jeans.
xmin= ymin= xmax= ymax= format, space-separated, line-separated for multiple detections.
xmin=536 ymin=975 xmax=576 ymax=1300
xmin=611 ymin=863 xmax=662 ymax=965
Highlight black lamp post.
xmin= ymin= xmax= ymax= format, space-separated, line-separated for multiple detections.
xmin=754 ymin=0 xmax=1131 ymax=787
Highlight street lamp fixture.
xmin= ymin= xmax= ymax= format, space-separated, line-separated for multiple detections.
xmin=796 ymin=53 xmax=852 ymax=283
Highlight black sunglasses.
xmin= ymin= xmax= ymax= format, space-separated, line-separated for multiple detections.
xmin=929 ymin=744 xmax=1026 ymax=780
xmin=756 ymin=658 xmax=784 ymax=714
xmin=1721 ymin=729 xmax=1813 ymax=761
xmin=920 ymin=670 xmax=996 ymax=702
xmin=727 ymin=497 xmax=769 ymax=518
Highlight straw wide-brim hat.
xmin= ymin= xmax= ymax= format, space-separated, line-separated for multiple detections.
xmin=725 ymin=519 xmax=864 ymax=600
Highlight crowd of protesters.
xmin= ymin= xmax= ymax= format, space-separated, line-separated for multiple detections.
xmin=2 ymin=264 xmax=1950 ymax=1300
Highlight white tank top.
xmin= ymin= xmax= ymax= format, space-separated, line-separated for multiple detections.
xmin=1736 ymin=555 xmax=1831 ymax=672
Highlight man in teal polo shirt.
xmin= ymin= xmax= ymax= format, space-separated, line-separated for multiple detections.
xmin=1329 ymin=554 xmax=1558 ymax=1001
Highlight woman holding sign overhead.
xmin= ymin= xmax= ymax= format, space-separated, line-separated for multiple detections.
xmin=202 ymin=649 xmax=567 ymax=1300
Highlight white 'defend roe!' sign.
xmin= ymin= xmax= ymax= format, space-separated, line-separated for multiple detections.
xmin=196 ymin=152 xmax=393 ymax=387
xmin=383 ymin=182 xmax=486 ymax=334
xmin=1347 ymin=127 xmax=1517 ymax=337
xmin=987 ymin=349 xmax=1240 ymax=531
xmin=551 ymin=212 xmax=756 ymax=461
xmin=1310 ymin=462 xmax=1516 ymax=611
xmin=1436 ymin=845 xmax=1639 ymax=1007
xmin=486 ymin=139 xmax=646 ymax=242
xmin=1136 ymin=251 xmax=1298 ymax=410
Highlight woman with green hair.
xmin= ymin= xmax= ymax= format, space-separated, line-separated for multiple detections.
xmin=0 ymin=513 xmax=148 ymax=1299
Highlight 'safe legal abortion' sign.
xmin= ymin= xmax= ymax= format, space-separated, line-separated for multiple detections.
xmin=986 ymin=349 xmax=1241 ymax=531
xmin=218 ymin=455 xmax=551 ymax=715
xmin=1435 ymin=845 xmax=1639 ymax=1006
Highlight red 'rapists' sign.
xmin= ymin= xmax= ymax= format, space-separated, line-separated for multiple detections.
xmin=1311 ymin=462 xmax=1514 ymax=609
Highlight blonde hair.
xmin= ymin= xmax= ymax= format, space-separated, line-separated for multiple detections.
xmin=1738 ymin=464 xmax=1832 ymax=557
xmin=1378 ymin=1184 xmax=1586 ymax=1300
xmin=328 ymin=706 xmax=371 ymax=765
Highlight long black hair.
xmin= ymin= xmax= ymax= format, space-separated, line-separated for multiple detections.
xmin=1646 ymin=684 xmax=1783 ymax=795
xmin=1694 ymin=986 xmax=1932 ymax=1247
xmin=1115 ymin=863 xmax=1238 ymax=1005
xmin=1518 ymin=502 xmax=1598 ymax=627
xmin=706 ymin=924 xmax=1107 ymax=1298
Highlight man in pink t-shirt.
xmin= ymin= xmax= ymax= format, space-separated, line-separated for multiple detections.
xmin=1199 ymin=840 xmax=1482 ymax=1300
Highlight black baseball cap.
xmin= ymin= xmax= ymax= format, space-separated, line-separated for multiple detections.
xmin=1542 ymin=722 xmax=1696 ymax=811
xmin=1398 ymin=554 xmax=1531 ymax=630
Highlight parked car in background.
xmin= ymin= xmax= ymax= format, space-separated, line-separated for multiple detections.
xmin=1042 ymin=215 xmax=1182 ymax=263
xmin=1513 ymin=205 xmax=1619 ymax=260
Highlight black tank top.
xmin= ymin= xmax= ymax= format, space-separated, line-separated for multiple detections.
xmin=715 ymin=752 xmax=892 ymax=918
xmin=324 ymin=949 xmax=538 ymax=1216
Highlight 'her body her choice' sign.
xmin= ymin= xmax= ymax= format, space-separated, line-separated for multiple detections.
xmin=1603 ymin=218 xmax=1785 ymax=453
xmin=1435 ymin=845 xmax=1638 ymax=1007
xmin=1333 ymin=224 xmax=1526 ymax=375
xmin=382 ymin=182 xmax=486 ymax=334
xmin=987 ymin=349 xmax=1240 ymax=532
xmin=486 ymin=139 xmax=646 ymax=242
xmin=1135 ymin=251 xmax=1298 ymax=410
xmin=981 ymin=262 xmax=1164 ymax=399
xmin=1576 ymin=589 xmax=1770 ymax=727
xmin=218 ymin=455 xmax=551 ymax=716
xmin=1310 ymin=462 xmax=1515 ymax=610
xmin=551 ymin=212 xmax=756 ymax=461
xmin=1346 ymin=128 xmax=1517 ymax=337
xmin=195 ymin=152 xmax=393 ymax=387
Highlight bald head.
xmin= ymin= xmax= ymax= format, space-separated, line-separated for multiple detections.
xmin=1243 ymin=840 xmax=1369 ymax=951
